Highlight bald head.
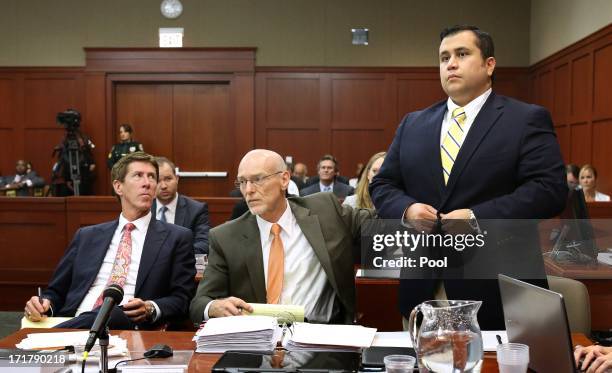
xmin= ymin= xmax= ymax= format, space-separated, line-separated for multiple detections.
xmin=237 ymin=149 xmax=290 ymax=222
xmin=238 ymin=149 xmax=287 ymax=175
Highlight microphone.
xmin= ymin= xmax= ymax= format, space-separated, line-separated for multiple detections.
xmin=84 ymin=284 xmax=124 ymax=354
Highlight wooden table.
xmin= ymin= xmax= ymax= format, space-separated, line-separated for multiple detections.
xmin=0 ymin=328 xmax=591 ymax=372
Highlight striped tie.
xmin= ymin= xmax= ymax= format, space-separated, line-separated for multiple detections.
xmin=441 ymin=107 xmax=467 ymax=184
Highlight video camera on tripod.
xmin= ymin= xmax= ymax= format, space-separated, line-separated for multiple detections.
xmin=51 ymin=109 xmax=96 ymax=196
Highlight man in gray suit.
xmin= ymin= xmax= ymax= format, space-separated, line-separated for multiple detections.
xmin=300 ymin=154 xmax=354 ymax=200
xmin=189 ymin=149 xmax=373 ymax=324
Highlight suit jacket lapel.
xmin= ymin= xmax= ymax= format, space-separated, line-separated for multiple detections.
xmin=290 ymin=201 xmax=339 ymax=292
xmin=84 ymin=221 xmax=118 ymax=291
xmin=241 ymin=215 xmax=267 ymax=303
xmin=444 ymin=93 xmax=503 ymax=196
xmin=175 ymin=195 xmax=187 ymax=226
xmin=135 ymin=220 xmax=168 ymax=294
xmin=424 ymin=104 xmax=447 ymax=196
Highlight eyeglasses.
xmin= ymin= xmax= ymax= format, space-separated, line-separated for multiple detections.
xmin=234 ymin=171 xmax=283 ymax=189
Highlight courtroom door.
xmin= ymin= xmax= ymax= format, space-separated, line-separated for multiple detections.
xmin=115 ymin=83 xmax=234 ymax=197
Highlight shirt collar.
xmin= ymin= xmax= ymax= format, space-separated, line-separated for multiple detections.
xmin=156 ymin=193 xmax=178 ymax=213
xmin=119 ymin=211 xmax=152 ymax=232
xmin=319 ymin=182 xmax=334 ymax=191
xmin=255 ymin=199 xmax=294 ymax=239
xmin=446 ymin=88 xmax=492 ymax=120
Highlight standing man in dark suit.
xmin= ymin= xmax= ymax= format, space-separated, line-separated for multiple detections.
xmin=24 ymin=152 xmax=195 ymax=329
xmin=370 ymin=25 xmax=567 ymax=329
xmin=153 ymin=157 xmax=210 ymax=255
xmin=300 ymin=155 xmax=354 ymax=200
xmin=190 ymin=149 xmax=373 ymax=324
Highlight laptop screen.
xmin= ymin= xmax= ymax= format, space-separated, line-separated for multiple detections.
xmin=498 ymin=274 xmax=577 ymax=373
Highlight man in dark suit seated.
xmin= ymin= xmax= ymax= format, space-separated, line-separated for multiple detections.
xmin=2 ymin=159 xmax=45 ymax=196
xmin=370 ymin=25 xmax=567 ymax=329
xmin=300 ymin=155 xmax=354 ymax=200
xmin=189 ymin=149 xmax=374 ymax=324
xmin=152 ymin=157 xmax=210 ymax=255
xmin=24 ymin=152 xmax=195 ymax=329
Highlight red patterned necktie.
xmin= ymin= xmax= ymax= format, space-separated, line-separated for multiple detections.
xmin=92 ymin=222 xmax=135 ymax=309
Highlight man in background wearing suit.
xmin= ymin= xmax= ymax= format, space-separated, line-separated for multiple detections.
xmin=370 ymin=25 xmax=567 ymax=329
xmin=1 ymin=159 xmax=45 ymax=196
xmin=24 ymin=152 xmax=195 ymax=329
xmin=190 ymin=149 xmax=373 ymax=324
xmin=152 ymin=157 xmax=210 ymax=255
xmin=300 ymin=154 xmax=354 ymax=200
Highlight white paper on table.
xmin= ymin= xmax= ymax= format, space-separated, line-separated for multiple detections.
xmin=195 ymin=315 xmax=277 ymax=336
xmin=286 ymin=323 xmax=377 ymax=348
xmin=371 ymin=331 xmax=413 ymax=348
xmin=482 ymin=330 xmax=508 ymax=351
xmin=371 ymin=330 xmax=507 ymax=351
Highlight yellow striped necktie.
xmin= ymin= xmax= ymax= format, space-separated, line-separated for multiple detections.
xmin=441 ymin=107 xmax=467 ymax=184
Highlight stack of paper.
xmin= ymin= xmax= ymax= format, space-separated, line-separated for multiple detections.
xmin=194 ymin=315 xmax=282 ymax=353
xmin=282 ymin=323 xmax=377 ymax=352
xmin=16 ymin=330 xmax=128 ymax=358
xmin=246 ymin=303 xmax=305 ymax=323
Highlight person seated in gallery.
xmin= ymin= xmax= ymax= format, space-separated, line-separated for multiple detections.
xmin=579 ymin=164 xmax=610 ymax=202
xmin=1 ymin=159 xmax=45 ymax=196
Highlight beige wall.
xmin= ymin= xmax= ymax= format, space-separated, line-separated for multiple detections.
xmin=0 ymin=0 xmax=530 ymax=67
xmin=530 ymin=0 xmax=612 ymax=64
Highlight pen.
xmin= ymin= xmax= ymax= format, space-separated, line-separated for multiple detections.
xmin=496 ymin=334 xmax=503 ymax=345
xmin=38 ymin=286 xmax=42 ymax=299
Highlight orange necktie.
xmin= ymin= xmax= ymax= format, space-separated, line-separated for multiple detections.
xmin=267 ymin=223 xmax=284 ymax=304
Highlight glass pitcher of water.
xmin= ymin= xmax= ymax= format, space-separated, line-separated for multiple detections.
xmin=408 ymin=300 xmax=483 ymax=372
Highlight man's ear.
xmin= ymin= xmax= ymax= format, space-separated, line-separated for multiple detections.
xmin=486 ymin=57 xmax=496 ymax=77
xmin=112 ymin=180 xmax=123 ymax=197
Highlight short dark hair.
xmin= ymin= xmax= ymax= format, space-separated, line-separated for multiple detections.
xmin=318 ymin=154 xmax=338 ymax=171
xmin=440 ymin=25 xmax=495 ymax=60
xmin=566 ymin=164 xmax=580 ymax=179
xmin=119 ymin=123 xmax=133 ymax=133
xmin=111 ymin=151 xmax=158 ymax=185
xmin=155 ymin=156 xmax=177 ymax=175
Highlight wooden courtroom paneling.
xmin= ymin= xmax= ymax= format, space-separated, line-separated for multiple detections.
xmin=593 ymin=42 xmax=612 ymax=119
xmin=0 ymin=197 xmax=67 ymax=310
xmin=570 ymin=124 xmax=591 ymax=166
xmin=0 ymin=128 xmax=15 ymax=176
xmin=553 ymin=63 xmax=570 ymax=125
xmin=571 ymin=54 xmax=591 ymax=122
xmin=0 ymin=69 xmax=85 ymax=184
xmin=530 ymin=24 xmax=612 ymax=197
xmin=65 ymin=196 xmax=122 ymax=239
xmin=556 ymin=126 xmax=570 ymax=160
xmin=588 ymin=202 xmax=612 ymax=218
xmin=257 ymin=67 xmax=528 ymax=177
xmin=114 ymin=83 xmax=174 ymax=159
xmin=592 ymin=120 xmax=612 ymax=193
xmin=194 ymin=197 xmax=240 ymax=227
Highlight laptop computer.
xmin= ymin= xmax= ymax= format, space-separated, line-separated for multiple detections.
xmin=498 ymin=274 xmax=579 ymax=373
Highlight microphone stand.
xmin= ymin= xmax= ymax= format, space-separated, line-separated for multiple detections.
xmin=98 ymin=326 xmax=109 ymax=373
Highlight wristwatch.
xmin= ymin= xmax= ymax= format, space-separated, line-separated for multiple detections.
xmin=145 ymin=301 xmax=157 ymax=322
xmin=468 ymin=209 xmax=479 ymax=231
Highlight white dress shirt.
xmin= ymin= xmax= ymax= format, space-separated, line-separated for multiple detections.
xmin=205 ymin=200 xmax=336 ymax=322
xmin=156 ymin=193 xmax=178 ymax=224
xmin=439 ymin=88 xmax=492 ymax=145
xmin=319 ymin=182 xmax=334 ymax=193
xmin=75 ymin=212 xmax=160 ymax=320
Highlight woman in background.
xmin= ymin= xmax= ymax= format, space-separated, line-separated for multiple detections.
xmin=343 ymin=152 xmax=385 ymax=209
xmin=579 ymin=164 xmax=610 ymax=202
xmin=107 ymin=123 xmax=144 ymax=169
